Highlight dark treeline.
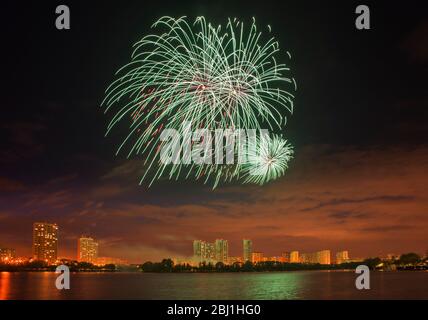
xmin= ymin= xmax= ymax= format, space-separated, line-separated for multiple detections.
xmin=141 ymin=259 xmax=366 ymax=273
xmin=0 ymin=260 xmax=117 ymax=272
xmin=141 ymin=253 xmax=427 ymax=273
xmin=2 ymin=253 xmax=425 ymax=272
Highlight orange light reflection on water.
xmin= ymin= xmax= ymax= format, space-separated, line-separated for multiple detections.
xmin=0 ymin=272 xmax=11 ymax=300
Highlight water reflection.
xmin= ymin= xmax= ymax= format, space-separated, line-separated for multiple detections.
xmin=0 ymin=271 xmax=426 ymax=299
xmin=0 ymin=272 xmax=11 ymax=300
xmin=238 ymin=272 xmax=303 ymax=299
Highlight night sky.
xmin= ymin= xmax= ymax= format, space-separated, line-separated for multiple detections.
xmin=1 ymin=1 xmax=427 ymax=262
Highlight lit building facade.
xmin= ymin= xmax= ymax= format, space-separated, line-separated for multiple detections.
xmin=0 ymin=248 xmax=15 ymax=262
xmin=300 ymin=253 xmax=310 ymax=264
xmin=206 ymin=242 xmax=215 ymax=260
xmin=32 ymin=222 xmax=58 ymax=263
xmin=193 ymin=240 xmax=203 ymax=258
xmin=281 ymin=252 xmax=291 ymax=262
xmin=77 ymin=236 xmax=99 ymax=263
xmin=215 ymin=239 xmax=228 ymax=264
xmin=300 ymin=250 xmax=331 ymax=265
xmin=336 ymin=250 xmax=350 ymax=264
xmin=243 ymin=239 xmax=252 ymax=262
xmin=193 ymin=240 xmax=215 ymax=263
xmin=252 ymin=252 xmax=264 ymax=263
xmin=290 ymin=251 xmax=299 ymax=263
xmin=317 ymin=250 xmax=331 ymax=265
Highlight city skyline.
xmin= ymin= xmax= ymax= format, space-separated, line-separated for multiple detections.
xmin=193 ymin=238 xmax=347 ymax=265
xmin=1 ymin=223 xmax=125 ymax=265
xmin=1 ymin=221 xmax=424 ymax=264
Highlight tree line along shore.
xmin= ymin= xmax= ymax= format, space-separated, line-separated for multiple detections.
xmin=1 ymin=253 xmax=425 ymax=272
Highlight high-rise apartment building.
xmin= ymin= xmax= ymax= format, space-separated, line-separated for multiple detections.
xmin=77 ymin=236 xmax=99 ymax=263
xmin=193 ymin=240 xmax=203 ymax=258
xmin=336 ymin=251 xmax=349 ymax=264
xmin=300 ymin=250 xmax=331 ymax=265
xmin=215 ymin=239 xmax=228 ymax=264
xmin=206 ymin=242 xmax=215 ymax=260
xmin=290 ymin=251 xmax=299 ymax=263
xmin=193 ymin=240 xmax=215 ymax=263
xmin=243 ymin=239 xmax=252 ymax=262
xmin=317 ymin=250 xmax=331 ymax=265
xmin=32 ymin=222 xmax=58 ymax=263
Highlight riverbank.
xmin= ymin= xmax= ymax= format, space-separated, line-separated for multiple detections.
xmin=139 ymin=258 xmax=428 ymax=273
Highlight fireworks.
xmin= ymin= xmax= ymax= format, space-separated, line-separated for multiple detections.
xmin=242 ymin=134 xmax=294 ymax=185
xmin=102 ymin=16 xmax=296 ymax=187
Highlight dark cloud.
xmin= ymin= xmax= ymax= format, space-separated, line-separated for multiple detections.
xmin=329 ymin=211 xmax=370 ymax=221
xmin=360 ymin=225 xmax=414 ymax=233
xmin=302 ymin=195 xmax=415 ymax=212
xmin=0 ymin=122 xmax=46 ymax=164
xmin=0 ymin=177 xmax=26 ymax=192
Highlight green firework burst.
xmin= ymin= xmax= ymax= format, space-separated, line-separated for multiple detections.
xmin=102 ymin=16 xmax=296 ymax=187
xmin=241 ymin=134 xmax=294 ymax=185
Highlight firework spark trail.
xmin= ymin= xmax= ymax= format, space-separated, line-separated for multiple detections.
xmin=102 ymin=16 xmax=296 ymax=188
